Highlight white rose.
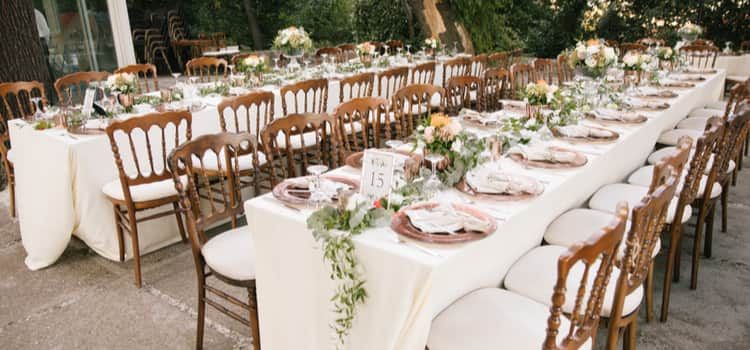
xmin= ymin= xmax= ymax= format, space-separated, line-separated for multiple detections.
xmin=623 ymin=53 xmax=638 ymax=66
xmin=585 ymin=56 xmax=597 ymax=67
xmin=604 ymin=47 xmax=616 ymax=60
xmin=451 ymin=138 xmax=463 ymax=153
xmin=586 ymin=45 xmax=598 ymax=56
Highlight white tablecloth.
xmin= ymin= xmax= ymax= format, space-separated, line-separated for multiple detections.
xmin=716 ymin=54 xmax=750 ymax=80
xmin=244 ymin=71 xmax=725 ymax=349
xmin=11 ymin=58 xmax=453 ymax=270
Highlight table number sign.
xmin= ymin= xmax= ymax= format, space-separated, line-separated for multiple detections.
xmin=82 ymin=88 xmax=96 ymax=116
xmin=360 ymin=149 xmax=395 ymax=201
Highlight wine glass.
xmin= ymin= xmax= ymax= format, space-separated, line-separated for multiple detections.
xmin=452 ymin=42 xmax=459 ymax=56
xmin=307 ymin=165 xmax=331 ymax=208
xmin=406 ymin=44 xmax=412 ymax=55
xmin=423 ymin=153 xmax=445 ymax=198
xmin=30 ymin=97 xmax=44 ymax=121
xmin=397 ymin=47 xmax=403 ymax=57
xmin=171 ymin=72 xmax=181 ymax=87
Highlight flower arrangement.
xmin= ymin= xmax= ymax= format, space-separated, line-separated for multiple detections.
xmin=567 ymin=39 xmax=617 ymax=78
xmin=500 ymin=116 xmax=543 ymax=145
xmin=523 ymin=80 xmax=558 ymax=106
xmin=415 ymin=113 xmax=485 ymax=185
xmin=272 ymin=26 xmax=313 ymax=55
xmin=356 ymin=42 xmax=377 ymax=56
xmin=106 ymin=73 xmax=137 ymax=95
xmin=656 ymin=47 xmax=674 ymax=61
xmin=622 ymin=52 xmax=652 ymax=71
xmin=678 ymin=23 xmax=703 ymax=38
xmin=425 ymin=36 xmax=442 ymax=50
xmin=236 ymin=55 xmax=266 ymax=74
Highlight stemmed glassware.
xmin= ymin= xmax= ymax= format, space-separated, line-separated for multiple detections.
xmin=30 ymin=97 xmax=44 ymax=122
xmin=307 ymin=165 xmax=331 ymax=208
xmin=423 ymin=153 xmax=445 ymax=198
xmin=171 ymin=72 xmax=181 ymax=87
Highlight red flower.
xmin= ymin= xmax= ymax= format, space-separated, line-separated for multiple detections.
xmin=373 ymin=200 xmax=383 ymax=209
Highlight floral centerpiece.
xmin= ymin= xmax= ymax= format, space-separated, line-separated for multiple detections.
xmin=107 ymin=72 xmax=138 ymax=112
xmin=415 ymin=113 xmax=485 ymax=185
xmin=622 ymin=52 xmax=652 ymax=84
xmin=424 ymin=36 xmax=442 ymax=57
xmin=236 ymin=55 xmax=266 ymax=86
xmin=272 ymin=26 xmax=313 ymax=56
xmin=567 ymin=39 xmax=617 ymax=79
xmin=357 ymin=42 xmax=377 ymax=68
xmin=521 ymin=80 xmax=557 ymax=120
xmin=678 ymin=23 xmax=703 ymax=42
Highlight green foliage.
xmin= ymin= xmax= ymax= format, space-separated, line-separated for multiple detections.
xmin=445 ymin=0 xmax=521 ymax=53
xmin=353 ymin=0 xmax=421 ymax=44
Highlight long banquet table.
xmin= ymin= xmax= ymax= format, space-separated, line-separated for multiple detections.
xmin=10 ymin=58 xmax=452 ymax=270
xmin=716 ymin=53 xmax=750 ymax=80
xmin=244 ymin=70 xmax=725 ymax=349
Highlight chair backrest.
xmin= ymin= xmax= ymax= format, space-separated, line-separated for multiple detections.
xmin=230 ymin=53 xmax=253 ymax=66
xmin=649 ymin=137 xmax=692 ymax=193
xmin=469 ymin=54 xmax=488 ymax=78
xmin=337 ymin=43 xmax=356 ymax=59
xmin=334 ymin=97 xmax=389 ymax=153
xmin=533 ymin=58 xmax=559 ymax=85
xmin=510 ymin=63 xmax=536 ymax=100
xmin=604 ymin=40 xmax=619 ymax=49
xmin=114 ymin=64 xmax=159 ymax=93
xmin=508 ymin=48 xmax=523 ymax=66
xmin=106 ymin=111 xmax=192 ymax=204
xmin=168 ymin=132 xmax=258 ymax=254
xmin=446 ymin=76 xmax=482 ymax=115
xmin=679 ymin=44 xmax=719 ymax=69
xmin=557 ymin=54 xmax=574 ymax=84
xmin=339 ymin=72 xmax=374 ymax=102
xmin=376 ymin=66 xmax=409 ymax=101
xmin=482 ymin=68 xmax=509 ymax=112
xmin=692 ymin=39 xmax=714 ymax=47
xmin=218 ymin=91 xmax=275 ymax=140
xmin=720 ymin=81 xmax=750 ymax=120
xmin=488 ymin=52 xmax=509 ymax=69
xmin=385 ymin=40 xmax=404 ymax=54
xmin=280 ymin=78 xmax=329 ymax=115
xmin=261 ymin=113 xmax=342 ymax=184
xmin=636 ymin=37 xmax=665 ymax=47
xmin=186 ymin=57 xmax=227 ymax=82
xmin=315 ymin=47 xmax=344 ymax=64
xmin=392 ymin=84 xmax=445 ymax=138
xmin=442 ymin=57 xmax=471 ymax=88
xmin=713 ymin=101 xmax=750 ymax=182
xmin=410 ymin=61 xmax=436 ymax=85
xmin=54 ymin=71 xmax=110 ymax=107
xmin=682 ymin=118 xmax=724 ymax=209
xmin=619 ymin=43 xmax=647 ymax=57
xmin=543 ymin=203 xmax=629 ymax=350
xmin=0 ymin=81 xmax=47 ymax=121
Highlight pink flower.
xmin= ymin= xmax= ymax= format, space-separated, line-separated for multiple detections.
xmin=424 ymin=126 xmax=435 ymax=143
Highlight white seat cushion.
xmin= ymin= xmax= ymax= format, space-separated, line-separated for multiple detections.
xmin=275 ymin=131 xmax=321 ymax=150
xmin=543 ymin=208 xmax=659 ymax=258
xmin=676 ymin=117 xmax=710 ymax=131
xmin=194 ymin=151 xmax=267 ymax=172
xmin=648 ymin=148 xmax=735 ymax=175
xmin=726 ymin=75 xmax=749 ymax=83
xmin=687 ymin=108 xmax=723 ymax=119
xmin=201 ymin=226 xmax=255 ymax=281
xmin=657 ymin=129 xmax=703 ymax=146
xmin=6 ymin=149 xmax=15 ymax=164
xmin=704 ymin=100 xmax=728 ymax=111
xmin=428 ymin=288 xmax=592 ymax=350
xmin=102 ymin=176 xmax=185 ymax=202
xmin=505 ymin=245 xmax=643 ymax=318
xmin=588 ymin=183 xmax=692 ymax=224
xmin=628 ymin=165 xmax=722 ymax=199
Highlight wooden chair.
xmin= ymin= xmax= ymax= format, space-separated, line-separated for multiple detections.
xmin=482 ymin=68 xmax=509 ymax=112
xmin=217 ymin=91 xmax=275 ymax=192
xmin=375 ymin=66 xmax=409 ymax=102
xmin=230 ymin=53 xmax=253 ymax=67
xmin=385 ymin=40 xmax=404 ymax=54
xmin=692 ymin=39 xmax=714 ymax=47
xmin=469 ymin=54 xmax=488 ymax=79
xmin=509 ymin=63 xmax=536 ymax=100
xmin=167 ymin=132 xmax=261 ymax=350
xmin=428 ymin=203 xmax=629 ymax=350
xmin=260 ymin=113 xmax=343 ymax=185
xmin=114 ymin=63 xmax=159 ymax=93
xmin=186 ymin=57 xmax=227 ymax=82
xmin=368 ymin=41 xmax=385 ymax=55
xmin=637 ymin=37 xmax=666 ymax=47
xmin=533 ymin=58 xmax=559 ymax=85
xmin=557 ymin=54 xmax=575 ymax=84
xmin=741 ymin=41 xmax=750 ymax=52
xmin=508 ymin=48 xmax=523 ymax=66
xmin=441 ymin=57 xmax=471 ymax=88
xmin=619 ymin=42 xmax=647 ymax=57
xmin=280 ymin=78 xmax=329 ymax=115
xmin=679 ymin=44 xmax=719 ymax=69
xmin=488 ymin=52 xmax=509 ymax=69
xmin=334 ymin=97 xmax=389 ymax=153
xmin=315 ymin=47 xmax=344 ymax=64
xmin=604 ymin=40 xmax=619 ymax=48
xmin=339 ymin=72 xmax=374 ymax=102
xmin=0 ymin=81 xmax=47 ymax=217
xmin=446 ymin=76 xmax=482 ymax=115
xmin=337 ymin=43 xmax=357 ymax=60
xmin=103 ymin=111 xmax=192 ymax=288
xmin=54 ymin=71 xmax=110 ymax=107
xmin=410 ymin=61 xmax=436 ymax=85
xmin=392 ymin=84 xmax=445 ymax=139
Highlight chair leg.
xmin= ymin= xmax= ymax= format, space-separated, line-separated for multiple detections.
xmin=645 ymin=261 xmax=654 ymax=322
xmin=173 ymin=202 xmax=188 ymax=243
xmin=605 ymin=319 xmax=622 ymax=350
xmin=127 ymin=210 xmax=143 ymax=288
xmin=744 ymin=135 xmax=748 ymax=156
xmin=196 ymin=274 xmax=206 ymax=350
xmin=673 ymin=229 xmax=682 ymax=283
xmin=661 ymin=225 xmax=680 ymax=322
xmin=9 ymin=180 xmax=16 ymax=218
xmin=690 ymin=202 xmax=708 ymax=290
xmin=113 ymin=204 xmax=125 ymax=262
xmin=704 ymin=204 xmax=715 ymax=258
xmin=721 ymin=186 xmax=728 ymax=233
xmin=625 ymin=320 xmax=637 ymax=350
xmin=248 ymin=284 xmax=261 ymax=350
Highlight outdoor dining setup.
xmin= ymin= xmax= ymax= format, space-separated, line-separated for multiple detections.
xmin=2 ymin=21 xmax=750 ymax=350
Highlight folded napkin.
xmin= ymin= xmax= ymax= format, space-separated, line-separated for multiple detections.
xmin=626 ymin=99 xmax=668 ymax=109
xmin=499 ymin=99 xmax=527 ymax=110
xmin=405 ymin=204 xmax=491 ymax=234
xmin=668 ymin=74 xmax=705 ymax=82
xmin=288 ymin=177 xmax=351 ymax=198
xmin=557 ymin=125 xmax=614 ymax=138
xmin=466 ymin=165 xmax=537 ymax=195
xmin=682 ymin=67 xmax=715 ymax=74
xmin=509 ymin=145 xmax=577 ymax=163
xmin=659 ymin=79 xmax=694 ymax=88
xmin=592 ymin=108 xmax=643 ymax=122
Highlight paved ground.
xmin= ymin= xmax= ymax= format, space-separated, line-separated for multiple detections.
xmin=1 ymin=165 xmax=749 ymax=349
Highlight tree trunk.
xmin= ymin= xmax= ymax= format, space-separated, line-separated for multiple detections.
xmin=401 ymin=0 xmax=415 ymax=39
xmin=243 ymin=0 xmax=265 ymax=50
xmin=0 ymin=0 xmax=52 ymax=87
